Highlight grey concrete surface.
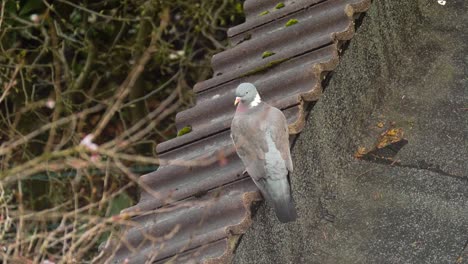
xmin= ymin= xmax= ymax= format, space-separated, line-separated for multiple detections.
xmin=233 ymin=0 xmax=468 ymax=263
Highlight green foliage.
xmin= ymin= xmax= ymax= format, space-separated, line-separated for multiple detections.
xmin=107 ymin=193 xmax=134 ymax=216
xmin=0 ymin=0 xmax=244 ymax=261
xmin=18 ymin=0 xmax=45 ymax=15
xmin=235 ymin=2 xmax=244 ymax=13
xmin=259 ymin=10 xmax=270 ymax=16
xmin=262 ymin=51 xmax=276 ymax=59
xmin=285 ymin=18 xmax=299 ymax=27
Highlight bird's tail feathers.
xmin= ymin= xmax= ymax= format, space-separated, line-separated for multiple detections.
xmin=261 ymin=183 xmax=297 ymax=223
xmin=254 ymin=176 xmax=298 ymax=223
xmin=272 ymin=195 xmax=297 ymax=223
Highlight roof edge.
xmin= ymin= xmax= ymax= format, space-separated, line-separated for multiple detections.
xmin=204 ymin=190 xmax=262 ymax=264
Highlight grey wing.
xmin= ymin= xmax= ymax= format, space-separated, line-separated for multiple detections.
xmin=252 ymin=174 xmax=297 ymax=222
xmin=267 ymin=107 xmax=293 ymax=173
xmin=232 ymin=110 xmax=297 ymax=222
xmin=262 ymin=107 xmax=296 ymax=222
xmin=230 ymin=117 xmax=268 ymax=180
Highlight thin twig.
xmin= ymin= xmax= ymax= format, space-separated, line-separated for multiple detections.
xmin=93 ymin=10 xmax=169 ymax=138
xmin=0 ymin=1 xmax=5 ymax=30
xmin=71 ymin=39 xmax=95 ymax=91
xmin=44 ymin=17 xmax=64 ymax=153
xmin=0 ymin=104 xmax=105 ymax=156
xmin=0 ymin=63 xmax=22 ymax=104
xmin=53 ymin=0 xmax=142 ymax=22
xmin=102 ymin=85 xmax=179 ymax=149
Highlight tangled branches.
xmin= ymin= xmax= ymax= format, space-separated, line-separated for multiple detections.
xmin=0 ymin=0 xmax=244 ymax=262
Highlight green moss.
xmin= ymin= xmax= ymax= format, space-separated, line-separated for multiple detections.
xmin=259 ymin=10 xmax=269 ymax=16
xmin=262 ymin=51 xmax=275 ymax=59
xmin=177 ymin=126 xmax=192 ymax=137
xmin=241 ymin=58 xmax=288 ymax=77
xmin=285 ymin=19 xmax=299 ymax=27
xmin=275 ymin=3 xmax=285 ymax=9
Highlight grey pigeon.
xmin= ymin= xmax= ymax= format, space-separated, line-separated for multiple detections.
xmin=230 ymin=83 xmax=297 ymax=223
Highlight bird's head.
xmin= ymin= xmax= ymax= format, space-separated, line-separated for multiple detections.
xmin=234 ymin=83 xmax=261 ymax=107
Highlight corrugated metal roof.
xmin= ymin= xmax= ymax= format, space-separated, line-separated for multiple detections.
xmin=107 ymin=0 xmax=371 ymax=263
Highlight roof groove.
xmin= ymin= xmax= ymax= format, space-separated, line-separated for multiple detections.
xmin=108 ymin=0 xmax=371 ymax=263
xmin=194 ymin=42 xmax=336 ymax=96
xmin=154 ymin=238 xmax=228 ymax=264
xmin=158 ymin=44 xmax=338 ymax=154
xmin=230 ymin=0 xmax=327 ymax=38
xmin=228 ymin=0 xmax=329 ymax=39
xmin=216 ymin=3 xmax=350 ymax=72
xmin=112 ymin=178 xmax=260 ymax=263
xmin=157 ymin=127 xmax=232 ymax=156
xmin=198 ymin=2 xmax=353 ymax=92
xmin=137 ymin=172 xmax=251 ymax=213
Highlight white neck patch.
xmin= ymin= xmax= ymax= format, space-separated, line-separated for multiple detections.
xmin=250 ymin=93 xmax=261 ymax=107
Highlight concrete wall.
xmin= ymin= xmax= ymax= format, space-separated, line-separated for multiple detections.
xmin=233 ymin=0 xmax=468 ymax=263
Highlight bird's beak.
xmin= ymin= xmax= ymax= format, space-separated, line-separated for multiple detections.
xmin=234 ymin=97 xmax=241 ymax=106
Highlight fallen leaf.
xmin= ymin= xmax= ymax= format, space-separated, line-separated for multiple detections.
xmin=376 ymin=128 xmax=404 ymax=149
xmin=354 ymin=146 xmax=367 ymax=158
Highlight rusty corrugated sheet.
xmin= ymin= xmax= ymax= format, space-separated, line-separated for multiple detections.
xmin=107 ymin=0 xmax=370 ymax=263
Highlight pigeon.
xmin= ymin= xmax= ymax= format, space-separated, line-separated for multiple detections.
xmin=230 ymin=83 xmax=297 ymax=223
